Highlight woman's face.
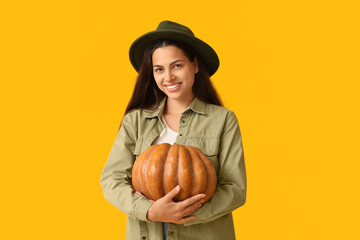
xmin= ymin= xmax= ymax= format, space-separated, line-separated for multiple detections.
xmin=152 ymin=45 xmax=198 ymax=102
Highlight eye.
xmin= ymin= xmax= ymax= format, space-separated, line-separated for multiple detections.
xmin=174 ymin=64 xmax=182 ymax=69
xmin=154 ymin=68 xmax=163 ymax=72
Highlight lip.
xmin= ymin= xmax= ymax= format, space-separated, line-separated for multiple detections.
xmin=165 ymin=82 xmax=182 ymax=92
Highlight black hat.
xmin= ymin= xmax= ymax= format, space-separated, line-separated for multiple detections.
xmin=129 ymin=20 xmax=220 ymax=76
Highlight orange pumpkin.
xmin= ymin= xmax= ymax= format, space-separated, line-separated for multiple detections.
xmin=132 ymin=143 xmax=217 ymax=203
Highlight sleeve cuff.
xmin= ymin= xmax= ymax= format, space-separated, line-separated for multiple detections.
xmin=134 ymin=197 xmax=154 ymax=222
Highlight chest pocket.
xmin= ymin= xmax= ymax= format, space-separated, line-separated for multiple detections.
xmin=133 ymin=137 xmax=157 ymax=159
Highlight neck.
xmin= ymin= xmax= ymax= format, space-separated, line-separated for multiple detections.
xmin=164 ymin=95 xmax=195 ymax=115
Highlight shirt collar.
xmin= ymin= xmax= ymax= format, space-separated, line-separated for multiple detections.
xmin=186 ymin=97 xmax=206 ymax=115
xmin=143 ymin=97 xmax=167 ymax=119
xmin=144 ymin=96 xmax=206 ymax=119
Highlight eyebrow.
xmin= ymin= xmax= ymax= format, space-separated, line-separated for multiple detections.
xmin=153 ymin=59 xmax=184 ymax=68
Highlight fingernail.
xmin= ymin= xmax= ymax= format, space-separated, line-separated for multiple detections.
xmin=176 ymin=185 xmax=180 ymax=190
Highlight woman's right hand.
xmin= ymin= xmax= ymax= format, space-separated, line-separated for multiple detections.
xmin=146 ymin=185 xmax=205 ymax=224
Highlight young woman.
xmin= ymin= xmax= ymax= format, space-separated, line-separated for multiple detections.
xmin=101 ymin=20 xmax=246 ymax=240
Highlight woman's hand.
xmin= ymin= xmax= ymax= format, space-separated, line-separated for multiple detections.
xmin=146 ymin=185 xmax=205 ymax=224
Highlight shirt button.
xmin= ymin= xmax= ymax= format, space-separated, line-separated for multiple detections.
xmin=182 ymin=120 xmax=185 ymax=123
xmin=179 ymin=134 xmax=182 ymax=136
xmin=142 ymin=237 xmax=146 ymax=240
xmin=170 ymin=231 xmax=174 ymax=235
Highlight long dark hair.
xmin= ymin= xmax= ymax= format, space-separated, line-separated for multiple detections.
xmin=121 ymin=39 xmax=222 ymax=128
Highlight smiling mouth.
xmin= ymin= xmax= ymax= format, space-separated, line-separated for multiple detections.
xmin=165 ymin=83 xmax=182 ymax=89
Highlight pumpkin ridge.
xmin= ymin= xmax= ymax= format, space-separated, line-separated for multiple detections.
xmin=193 ymin=147 xmax=217 ymax=203
xmin=143 ymin=145 xmax=159 ymax=199
xmin=162 ymin=143 xmax=171 ymax=198
xmin=188 ymin=147 xmax=195 ymax=193
xmin=148 ymin=143 xmax=172 ymax=200
xmin=187 ymin=146 xmax=206 ymax=195
xmin=133 ymin=148 xmax=146 ymax=194
xmin=177 ymin=145 xmax=192 ymax=201
xmin=176 ymin=144 xmax=180 ymax=200
xmin=163 ymin=144 xmax=179 ymax=197
xmin=136 ymin=145 xmax=157 ymax=195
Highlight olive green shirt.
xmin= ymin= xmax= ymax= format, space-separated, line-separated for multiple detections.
xmin=100 ymin=97 xmax=246 ymax=240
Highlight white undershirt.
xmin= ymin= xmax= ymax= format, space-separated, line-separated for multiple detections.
xmin=152 ymin=115 xmax=178 ymax=145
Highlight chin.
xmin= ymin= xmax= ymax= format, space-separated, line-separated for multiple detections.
xmin=165 ymin=93 xmax=182 ymax=99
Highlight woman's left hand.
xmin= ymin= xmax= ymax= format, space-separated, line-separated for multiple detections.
xmin=142 ymin=185 xmax=205 ymax=224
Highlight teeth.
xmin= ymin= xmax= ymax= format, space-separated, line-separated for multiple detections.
xmin=167 ymin=83 xmax=180 ymax=89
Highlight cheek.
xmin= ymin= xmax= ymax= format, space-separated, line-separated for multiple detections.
xmin=186 ymin=75 xmax=195 ymax=88
xmin=153 ymin=77 xmax=163 ymax=89
xmin=189 ymin=79 xmax=195 ymax=89
xmin=181 ymin=70 xmax=195 ymax=84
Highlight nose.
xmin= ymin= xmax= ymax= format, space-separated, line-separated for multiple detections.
xmin=164 ymin=69 xmax=175 ymax=81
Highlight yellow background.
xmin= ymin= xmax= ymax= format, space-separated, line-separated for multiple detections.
xmin=1 ymin=0 xmax=359 ymax=239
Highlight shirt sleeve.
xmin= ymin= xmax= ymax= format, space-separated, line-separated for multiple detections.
xmin=184 ymin=110 xmax=247 ymax=226
xmin=100 ymin=113 xmax=153 ymax=222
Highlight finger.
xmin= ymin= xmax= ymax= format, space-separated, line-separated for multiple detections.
xmin=179 ymin=193 xmax=205 ymax=208
xmin=182 ymin=200 xmax=203 ymax=217
xmin=164 ymin=185 xmax=181 ymax=201
xmin=173 ymin=216 xmax=196 ymax=225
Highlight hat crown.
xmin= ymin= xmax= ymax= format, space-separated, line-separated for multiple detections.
xmin=129 ymin=20 xmax=219 ymax=76
xmin=156 ymin=21 xmax=195 ymax=36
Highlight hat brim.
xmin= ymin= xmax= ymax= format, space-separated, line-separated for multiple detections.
xmin=129 ymin=30 xmax=219 ymax=76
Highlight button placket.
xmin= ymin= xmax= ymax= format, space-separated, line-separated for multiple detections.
xmin=167 ymin=224 xmax=176 ymax=240
xmin=139 ymin=221 xmax=149 ymax=240
xmin=178 ymin=114 xmax=189 ymax=138
xmin=179 ymin=115 xmax=189 ymax=127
